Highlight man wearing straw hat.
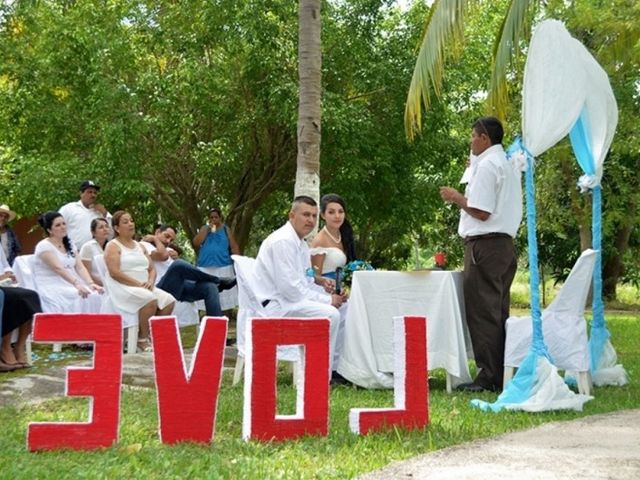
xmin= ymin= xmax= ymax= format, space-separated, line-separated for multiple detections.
xmin=0 ymin=204 xmax=21 ymax=266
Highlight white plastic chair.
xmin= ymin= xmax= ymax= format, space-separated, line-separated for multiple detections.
xmin=231 ymin=255 xmax=299 ymax=385
xmin=11 ymin=255 xmax=37 ymax=360
xmin=12 ymin=254 xmax=36 ymax=291
xmin=504 ymin=249 xmax=597 ymax=394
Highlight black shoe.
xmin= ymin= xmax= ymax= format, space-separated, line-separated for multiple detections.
xmin=330 ymin=371 xmax=351 ymax=386
xmin=217 ymin=277 xmax=237 ymax=292
xmin=456 ymin=382 xmax=496 ymax=393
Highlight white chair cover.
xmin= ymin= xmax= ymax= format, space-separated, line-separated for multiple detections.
xmin=13 ymin=254 xmax=37 ymax=290
xmin=232 ymin=255 xmax=299 ymax=361
xmin=505 ymin=249 xmax=597 ymax=372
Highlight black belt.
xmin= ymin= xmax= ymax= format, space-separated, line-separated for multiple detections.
xmin=464 ymin=232 xmax=512 ymax=243
xmin=261 ymin=299 xmax=271 ymax=307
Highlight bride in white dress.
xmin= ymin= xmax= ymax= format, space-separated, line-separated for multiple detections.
xmin=310 ymin=193 xmax=356 ymax=288
xmin=34 ymin=211 xmax=104 ymax=314
xmin=310 ymin=194 xmax=355 ymax=375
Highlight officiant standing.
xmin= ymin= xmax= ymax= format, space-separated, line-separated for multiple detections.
xmin=439 ymin=116 xmax=522 ymax=393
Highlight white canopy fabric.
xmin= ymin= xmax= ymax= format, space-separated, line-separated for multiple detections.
xmin=569 ymin=36 xmax=618 ymax=186
xmin=522 ymin=19 xmax=617 ymax=179
xmin=522 ymin=20 xmax=587 ymax=157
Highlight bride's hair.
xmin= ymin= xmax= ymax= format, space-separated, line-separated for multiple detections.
xmin=320 ymin=193 xmax=356 ymax=262
xmin=38 ymin=211 xmax=74 ymax=256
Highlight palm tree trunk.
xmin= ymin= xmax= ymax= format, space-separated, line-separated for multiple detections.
xmin=295 ymin=0 xmax=322 ymax=204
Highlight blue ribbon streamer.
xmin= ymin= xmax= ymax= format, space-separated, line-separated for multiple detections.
xmin=569 ymin=110 xmax=609 ymax=371
xmin=472 ymin=140 xmax=551 ymax=412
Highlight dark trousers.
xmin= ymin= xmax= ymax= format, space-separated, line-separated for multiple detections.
xmin=156 ymin=260 xmax=223 ymax=317
xmin=463 ymin=235 xmax=517 ymax=389
xmin=0 ymin=286 xmax=42 ymax=336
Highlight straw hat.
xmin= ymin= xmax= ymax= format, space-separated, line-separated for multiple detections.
xmin=0 ymin=204 xmax=17 ymax=221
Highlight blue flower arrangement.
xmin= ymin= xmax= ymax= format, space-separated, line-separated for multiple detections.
xmin=341 ymin=260 xmax=374 ymax=288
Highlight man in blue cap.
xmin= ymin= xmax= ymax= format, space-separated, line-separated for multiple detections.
xmin=59 ymin=180 xmax=112 ymax=249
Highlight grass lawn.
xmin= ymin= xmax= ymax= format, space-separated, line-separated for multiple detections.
xmin=0 ymin=311 xmax=638 ymax=479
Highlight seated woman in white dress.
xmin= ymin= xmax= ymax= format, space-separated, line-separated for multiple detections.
xmin=103 ymin=211 xmax=175 ymax=352
xmin=34 ymin=211 xmax=104 ymax=314
xmin=310 ymin=193 xmax=356 ymax=288
xmin=310 ymin=194 xmax=354 ymax=377
xmin=80 ymin=217 xmax=110 ymax=286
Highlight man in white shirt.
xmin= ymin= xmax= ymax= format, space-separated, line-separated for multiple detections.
xmin=253 ymin=196 xmax=347 ymax=381
xmin=141 ymin=225 xmax=234 ymax=317
xmin=440 ymin=116 xmax=522 ymax=393
xmin=59 ymin=180 xmax=111 ymax=250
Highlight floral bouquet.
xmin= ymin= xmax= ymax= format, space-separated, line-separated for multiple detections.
xmin=340 ymin=260 xmax=374 ymax=289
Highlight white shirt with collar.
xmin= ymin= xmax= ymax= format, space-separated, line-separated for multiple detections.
xmin=253 ymin=221 xmax=331 ymax=307
xmin=458 ymin=144 xmax=522 ymax=238
xmin=59 ymin=201 xmax=112 ymax=250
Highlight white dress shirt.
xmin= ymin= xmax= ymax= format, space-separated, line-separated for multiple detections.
xmin=253 ymin=221 xmax=331 ymax=306
xmin=458 ymin=144 xmax=522 ymax=238
xmin=59 ymin=201 xmax=112 ymax=250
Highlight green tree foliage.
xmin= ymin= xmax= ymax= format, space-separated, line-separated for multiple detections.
xmin=10 ymin=0 xmax=632 ymax=281
xmin=0 ymin=0 xmax=300 ymax=246
xmin=1 ymin=0 xmax=480 ymax=266
xmin=534 ymin=0 xmax=640 ymax=299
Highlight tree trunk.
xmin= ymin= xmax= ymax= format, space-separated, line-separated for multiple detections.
xmin=295 ymin=0 xmax=322 ymax=206
xmin=602 ymin=225 xmax=633 ymax=301
xmin=578 ymin=223 xmax=592 ymax=253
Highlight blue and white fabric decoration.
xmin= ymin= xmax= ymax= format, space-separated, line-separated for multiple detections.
xmin=472 ymin=19 xmax=627 ymax=412
xmin=567 ymin=48 xmax=627 ymax=386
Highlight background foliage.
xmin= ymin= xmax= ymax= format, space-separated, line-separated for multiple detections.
xmin=0 ymin=0 xmax=638 ymax=297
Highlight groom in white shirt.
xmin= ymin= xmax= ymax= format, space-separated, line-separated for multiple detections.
xmin=253 ymin=195 xmax=346 ymax=380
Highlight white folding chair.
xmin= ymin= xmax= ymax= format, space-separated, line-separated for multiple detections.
xmin=94 ymin=255 xmax=139 ymax=354
xmin=12 ymin=255 xmax=37 ymax=360
xmin=231 ymin=255 xmax=300 ymax=385
xmin=504 ymin=249 xmax=597 ymax=394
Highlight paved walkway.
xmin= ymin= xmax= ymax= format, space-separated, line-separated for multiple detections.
xmin=361 ymin=409 xmax=640 ymax=480
xmin=2 ymin=351 xmax=638 ymax=480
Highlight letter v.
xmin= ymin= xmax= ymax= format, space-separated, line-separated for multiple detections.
xmin=150 ymin=316 xmax=227 ymax=444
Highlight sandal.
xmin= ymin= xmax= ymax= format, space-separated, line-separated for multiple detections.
xmin=0 ymin=360 xmax=19 ymax=373
xmin=137 ymin=338 xmax=153 ymax=353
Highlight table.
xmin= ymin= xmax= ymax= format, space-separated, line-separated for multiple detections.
xmin=337 ymin=270 xmax=473 ymax=391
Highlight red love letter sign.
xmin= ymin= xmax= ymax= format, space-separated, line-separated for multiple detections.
xmin=242 ymin=318 xmax=330 ymax=442
xmin=349 ymin=315 xmax=429 ymax=435
xmin=28 ymin=313 xmax=122 ymax=451
xmin=151 ymin=316 xmax=227 ymax=444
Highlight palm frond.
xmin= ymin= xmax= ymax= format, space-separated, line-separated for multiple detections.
xmin=488 ymin=0 xmax=537 ymax=120
xmin=404 ymin=0 xmax=469 ymax=141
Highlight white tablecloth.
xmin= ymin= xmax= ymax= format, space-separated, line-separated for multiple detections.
xmin=337 ymin=270 xmax=473 ymax=389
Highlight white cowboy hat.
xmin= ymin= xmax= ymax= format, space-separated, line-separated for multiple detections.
xmin=0 ymin=204 xmax=17 ymax=221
